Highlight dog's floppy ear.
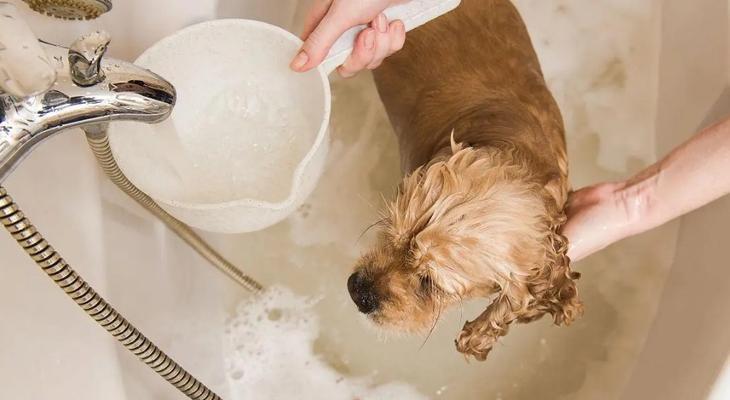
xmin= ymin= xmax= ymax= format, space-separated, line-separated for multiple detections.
xmin=455 ymin=214 xmax=582 ymax=360
xmin=529 ymin=221 xmax=582 ymax=326
xmin=543 ymin=171 xmax=568 ymax=208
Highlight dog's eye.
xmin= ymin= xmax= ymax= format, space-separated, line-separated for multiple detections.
xmin=419 ymin=275 xmax=434 ymax=293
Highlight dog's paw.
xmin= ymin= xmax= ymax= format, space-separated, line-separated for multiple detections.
xmin=454 ymin=319 xmax=503 ymax=361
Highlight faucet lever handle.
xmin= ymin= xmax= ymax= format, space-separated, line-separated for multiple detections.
xmin=69 ymin=30 xmax=111 ymax=87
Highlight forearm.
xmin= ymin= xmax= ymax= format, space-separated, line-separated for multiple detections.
xmin=618 ymin=116 xmax=730 ymax=236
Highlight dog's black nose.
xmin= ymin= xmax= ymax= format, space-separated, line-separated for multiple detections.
xmin=347 ymin=271 xmax=380 ymax=314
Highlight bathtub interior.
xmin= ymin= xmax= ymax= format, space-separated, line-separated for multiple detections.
xmin=0 ymin=0 xmax=728 ymax=399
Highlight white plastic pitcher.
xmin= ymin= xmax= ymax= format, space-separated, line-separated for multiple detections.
xmin=108 ymin=0 xmax=461 ymax=233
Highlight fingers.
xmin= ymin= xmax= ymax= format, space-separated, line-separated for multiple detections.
xmin=389 ymin=20 xmax=406 ymax=53
xmin=300 ymin=0 xmax=334 ymax=40
xmin=291 ymin=3 xmax=357 ymax=72
xmin=337 ymin=29 xmax=376 ymax=78
xmin=367 ymin=14 xmax=392 ymax=69
xmin=336 ymin=16 xmax=406 ymax=78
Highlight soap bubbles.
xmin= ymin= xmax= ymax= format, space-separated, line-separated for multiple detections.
xmin=223 ymin=286 xmax=429 ymax=400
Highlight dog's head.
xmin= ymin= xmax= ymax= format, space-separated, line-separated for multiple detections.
xmin=348 ymin=142 xmax=580 ymax=358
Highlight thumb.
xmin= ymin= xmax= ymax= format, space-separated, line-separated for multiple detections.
xmin=290 ymin=9 xmax=355 ymax=72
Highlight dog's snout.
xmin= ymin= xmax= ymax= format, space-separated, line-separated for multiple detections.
xmin=347 ymin=271 xmax=380 ymax=314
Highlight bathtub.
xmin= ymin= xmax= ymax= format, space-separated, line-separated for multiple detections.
xmin=0 ymin=0 xmax=727 ymax=399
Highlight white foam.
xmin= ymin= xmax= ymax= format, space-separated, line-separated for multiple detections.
xmin=223 ymin=286 xmax=429 ymax=400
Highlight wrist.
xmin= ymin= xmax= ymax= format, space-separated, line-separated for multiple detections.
xmin=612 ymin=169 xmax=659 ymax=238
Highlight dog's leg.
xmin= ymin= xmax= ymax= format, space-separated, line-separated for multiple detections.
xmin=454 ymin=283 xmax=537 ymax=361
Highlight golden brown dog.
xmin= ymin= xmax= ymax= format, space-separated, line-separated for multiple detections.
xmin=347 ymin=0 xmax=582 ymax=360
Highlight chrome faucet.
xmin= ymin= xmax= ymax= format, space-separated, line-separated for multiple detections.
xmin=0 ymin=28 xmax=176 ymax=183
xmin=0 ymin=6 xmax=252 ymax=400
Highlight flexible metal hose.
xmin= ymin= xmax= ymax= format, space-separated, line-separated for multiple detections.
xmin=0 ymin=186 xmax=221 ymax=400
xmin=84 ymin=129 xmax=263 ymax=293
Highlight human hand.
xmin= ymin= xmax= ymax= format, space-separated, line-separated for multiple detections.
xmin=561 ymin=182 xmax=638 ymax=262
xmin=564 ymin=117 xmax=730 ymax=263
xmin=290 ymin=0 xmax=408 ymax=78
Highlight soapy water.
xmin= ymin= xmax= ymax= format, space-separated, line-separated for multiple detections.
xmin=513 ymin=0 xmax=658 ymax=176
xmin=278 ymin=1 xmax=661 ymax=399
xmin=109 ymin=24 xmax=327 ymax=206
xmin=177 ymin=77 xmax=311 ymax=203
xmin=223 ymin=286 xmax=430 ymax=400
xmin=110 ymin=73 xmax=318 ymax=205
xmin=200 ymin=2 xmax=658 ymax=398
xmin=104 ymin=3 xmax=661 ymax=398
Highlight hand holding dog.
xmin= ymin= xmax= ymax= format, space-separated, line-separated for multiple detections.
xmin=564 ymin=116 xmax=730 ymax=262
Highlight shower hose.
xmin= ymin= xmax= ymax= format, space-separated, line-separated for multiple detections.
xmin=0 ymin=127 xmax=264 ymax=399
xmin=84 ymin=128 xmax=263 ymax=293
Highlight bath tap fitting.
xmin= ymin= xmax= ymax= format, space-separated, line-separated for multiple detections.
xmin=0 ymin=29 xmax=175 ymax=183
xmin=0 ymin=8 xmax=256 ymax=399
xmin=0 ymin=5 xmax=261 ymax=293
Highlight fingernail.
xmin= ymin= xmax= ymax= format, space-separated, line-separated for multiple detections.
xmin=338 ymin=66 xmax=354 ymax=79
xmin=376 ymin=14 xmax=387 ymax=33
xmin=364 ymin=30 xmax=375 ymax=49
xmin=290 ymin=50 xmax=309 ymax=71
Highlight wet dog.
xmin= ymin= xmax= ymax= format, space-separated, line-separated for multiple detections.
xmin=347 ymin=0 xmax=582 ymax=360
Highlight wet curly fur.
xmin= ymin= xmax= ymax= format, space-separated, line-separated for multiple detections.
xmin=348 ymin=0 xmax=582 ymax=360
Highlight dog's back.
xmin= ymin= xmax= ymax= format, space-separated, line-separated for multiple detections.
xmin=361 ymin=1 xmax=581 ymax=360
xmin=374 ymin=0 xmax=567 ymax=190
